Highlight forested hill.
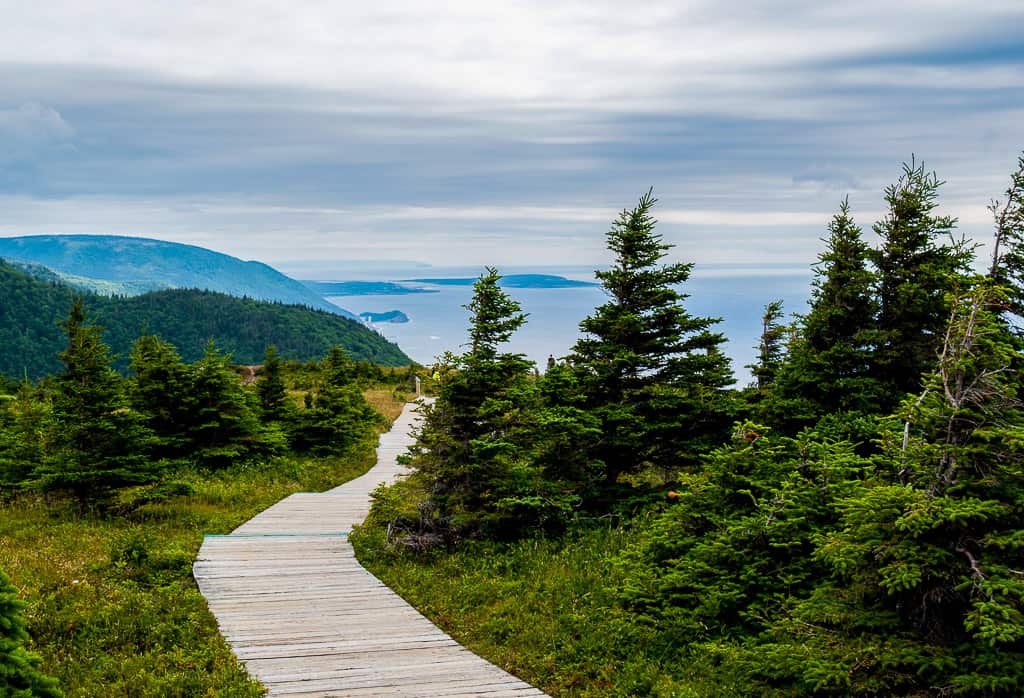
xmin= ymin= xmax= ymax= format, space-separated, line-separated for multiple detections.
xmin=0 ymin=234 xmax=353 ymax=318
xmin=0 ymin=259 xmax=410 ymax=379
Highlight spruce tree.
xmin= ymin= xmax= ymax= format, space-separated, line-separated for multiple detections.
xmin=870 ymin=159 xmax=972 ymax=405
xmin=34 ymin=299 xmax=156 ymax=508
xmin=407 ymin=268 xmax=536 ymax=534
xmin=529 ymin=361 xmax=603 ymax=497
xmin=256 ymin=345 xmax=291 ymax=423
xmin=768 ymin=200 xmax=884 ymax=431
xmin=987 ymin=153 xmax=1024 ymax=325
xmin=0 ymin=382 xmax=47 ymax=493
xmin=128 ymin=334 xmax=192 ymax=458
xmin=749 ymin=299 xmax=787 ymax=391
xmin=182 ymin=341 xmax=262 ymax=468
xmin=570 ymin=190 xmax=733 ymax=483
xmin=750 ymin=285 xmax=1024 ymax=695
xmin=0 ymin=567 xmax=62 ymax=697
xmin=616 ymin=425 xmax=868 ymax=651
xmin=292 ymin=346 xmax=377 ymax=455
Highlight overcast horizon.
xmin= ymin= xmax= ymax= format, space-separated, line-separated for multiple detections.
xmin=1 ymin=2 xmax=1022 ymax=271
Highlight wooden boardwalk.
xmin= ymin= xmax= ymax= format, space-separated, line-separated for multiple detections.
xmin=194 ymin=401 xmax=549 ymax=697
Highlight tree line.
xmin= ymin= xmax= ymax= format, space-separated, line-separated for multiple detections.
xmin=0 ymin=263 xmax=409 ymax=380
xmin=0 ymin=299 xmax=412 ymax=510
xmin=0 ymin=296 xmax=419 ymax=696
xmin=378 ymin=156 xmax=1024 ymax=695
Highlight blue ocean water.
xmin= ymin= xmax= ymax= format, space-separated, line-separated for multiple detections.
xmin=323 ymin=264 xmax=813 ymax=385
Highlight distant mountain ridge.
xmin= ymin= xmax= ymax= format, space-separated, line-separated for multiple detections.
xmin=0 ymin=235 xmax=354 ymax=318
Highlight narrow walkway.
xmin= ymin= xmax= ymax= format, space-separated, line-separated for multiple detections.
xmin=194 ymin=401 xmax=549 ymax=697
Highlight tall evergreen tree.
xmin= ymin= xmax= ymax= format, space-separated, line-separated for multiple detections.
xmin=570 ymin=190 xmax=733 ymax=482
xmin=407 ymin=268 xmax=537 ymax=533
xmin=256 ymin=345 xmax=291 ymax=423
xmin=749 ymin=299 xmax=787 ymax=391
xmin=987 ymin=153 xmax=1024 ymax=325
xmin=127 ymin=334 xmax=192 ymax=458
xmin=0 ymin=382 xmax=47 ymax=493
xmin=0 ymin=567 xmax=62 ymax=697
xmin=34 ymin=300 xmax=156 ymax=507
xmin=182 ymin=341 xmax=262 ymax=468
xmin=292 ymin=346 xmax=378 ymax=455
xmin=749 ymin=285 xmax=1024 ymax=695
xmin=870 ymin=159 xmax=972 ymax=404
xmin=768 ymin=200 xmax=884 ymax=431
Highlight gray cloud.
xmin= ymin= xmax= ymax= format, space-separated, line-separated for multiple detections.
xmin=0 ymin=2 xmax=1021 ymax=268
xmin=792 ymin=165 xmax=861 ymax=191
xmin=0 ymin=102 xmax=74 ymax=163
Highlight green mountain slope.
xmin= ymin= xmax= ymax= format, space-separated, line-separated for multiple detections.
xmin=0 ymin=234 xmax=353 ymax=317
xmin=0 ymin=259 xmax=410 ymax=380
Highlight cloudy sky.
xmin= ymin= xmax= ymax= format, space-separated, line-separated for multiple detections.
xmin=1 ymin=1 xmax=1022 ymax=274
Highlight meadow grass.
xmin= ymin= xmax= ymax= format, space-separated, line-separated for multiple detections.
xmin=362 ymin=386 xmax=413 ymax=423
xmin=1 ymin=388 xmax=408 ymax=697
xmin=352 ymin=522 xmax=718 ymax=697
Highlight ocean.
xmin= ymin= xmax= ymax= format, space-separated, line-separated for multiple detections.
xmin=317 ymin=264 xmax=813 ymax=386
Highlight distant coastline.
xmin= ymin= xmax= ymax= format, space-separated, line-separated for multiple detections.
xmin=302 ymin=280 xmax=439 ymax=296
xmin=359 ymin=310 xmax=410 ymax=324
xmin=403 ymin=274 xmax=599 ymax=289
xmin=306 ymin=274 xmax=597 ymax=297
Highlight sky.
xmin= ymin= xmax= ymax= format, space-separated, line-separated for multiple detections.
xmin=1 ymin=1 xmax=1022 ymax=275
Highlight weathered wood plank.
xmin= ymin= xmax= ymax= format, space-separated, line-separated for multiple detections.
xmin=194 ymin=400 xmax=549 ymax=697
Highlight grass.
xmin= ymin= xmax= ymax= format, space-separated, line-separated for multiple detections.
xmin=351 ymin=522 xmax=718 ymax=697
xmin=363 ymin=386 xmax=413 ymax=423
xmin=1 ymin=386 xmax=410 ymax=697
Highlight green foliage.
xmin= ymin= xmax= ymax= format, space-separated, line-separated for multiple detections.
xmin=404 ymin=268 xmax=541 ymax=537
xmin=128 ymin=334 xmax=193 ymax=459
xmin=528 ymin=363 xmax=603 ymax=496
xmin=256 ymin=345 xmax=291 ymax=423
xmin=767 ymin=200 xmax=884 ymax=432
xmin=33 ymin=300 xmax=158 ymax=508
xmin=95 ymin=289 xmax=409 ymax=368
xmin=130 ymin=336 xmax=357 ymax=467
xmin=0 ymin=377 xmax=389 ymax=696
xmin=988 ymin=154 xmax=1024 ymax=323
xmin=570 ymin=190 xmax=734 ymax=483
xmin=290 ymin=347 xmax=381 ymax=455
xmin=870 ymin=158 xmax=973 ymax=406
xmin=0 ymin=383 xmax=48 ymax=495
xmin=748 ymin=299 xmax=787 ymax=391
xmin=179 ymin=341 xmax=266 ymax=468
xmin=358 ymin=161 xmax=1024 ymax=697
xmin=5 ymin=317 xmax=388 ymax=505
xmin=717 ymin=286 xmax=1024 ymax=696
xmin=0 ymin=260 xmax=409 ymax=380
xmin=0 ymin=567 xmax=62 ymax=697
xmin=616 ymin=426 xmax=869 ymax=645
xmin=763 ymin=161 xmax=974 ymax=436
